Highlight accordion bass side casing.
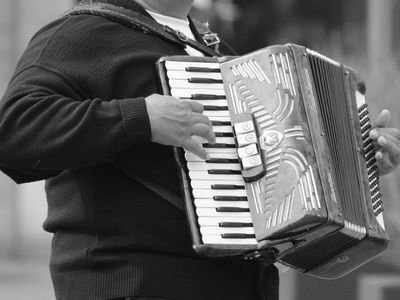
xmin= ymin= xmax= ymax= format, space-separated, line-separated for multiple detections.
xmin=156 ymin=44 xmax=389 ymax=279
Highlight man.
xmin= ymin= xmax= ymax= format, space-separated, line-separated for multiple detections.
xmin=0 ymin=1 xmax=398 ymax=300
xmin=0 ymin=1 xmax=273 ymax=299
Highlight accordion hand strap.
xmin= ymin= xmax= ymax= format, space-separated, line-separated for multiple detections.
xmin=66 ymin=1 xmax=223 ymax=57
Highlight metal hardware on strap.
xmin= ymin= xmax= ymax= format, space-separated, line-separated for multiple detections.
xmin=163 ymin=25 xmax=222 ymax=57
xmin=66 ymin=1 xmax=222 ymax=57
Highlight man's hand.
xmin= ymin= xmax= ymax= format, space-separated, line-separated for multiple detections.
xmin=369 ymin=109 xmax=400 ymax=176
xmin=145 ymin=94 xmax=216 ymax=160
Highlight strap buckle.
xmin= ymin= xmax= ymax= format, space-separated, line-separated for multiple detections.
xmin=163 ymin=25 xmax=221 ymax=56
xmin=202 ymin=32 xmax=220 ymax=47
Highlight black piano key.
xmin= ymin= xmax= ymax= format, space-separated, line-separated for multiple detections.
xmin=214 ymin=132 xmax=234 ymax=138
xmin=203 ymin=105 xmax=229 ymax=111
xmin=213 ymin=196 xmax=248 ymax=201
xmin=206 ymin=158 xmax=239 ymax=163
xmin=185 ymin=66 xmax=220 ymax=73
xmin=191 ymin=94 xmax=226 ymax=100
xmin=216 ymin=207 xmax=250 ymax=213
xmin=219 ymin=222 xmax=253 ymax=227
xmin=211 ymin=184 xmax=245 ymax=190
xmin=211 ymin=121 xmax=232 ymax=126
xmin=221 ymin=233 xmax=256 ymax=239
xmin=208 ymin=169 xmax=241 ymax=175
xmin=204 ymin=143 xmax=236 ymax=148
xmin=188 ymin=78 xmax=223 ymax=84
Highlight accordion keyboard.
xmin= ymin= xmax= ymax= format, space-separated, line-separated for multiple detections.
xmin=164 ymin=60 xmax=258 ymax=245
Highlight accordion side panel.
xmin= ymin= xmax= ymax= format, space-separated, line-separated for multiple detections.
xmin=276 ymin=46 xmax=390 ymax=279
xmin=219 ymin=46 xmax=338 ymax=244
xmin=305 ymin=68 xmax=390 ymax=279
xmin=343 ymin=68 xmax=387 ymax=236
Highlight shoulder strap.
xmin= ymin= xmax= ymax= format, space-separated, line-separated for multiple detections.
xmin=130 ymin=175 xmax=185 ymax=211
xmin=65 ymin=1 xmax=223 ymax=57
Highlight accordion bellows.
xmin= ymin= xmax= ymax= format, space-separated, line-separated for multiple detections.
xmin=157 ymin=44 xmax=389 ymax=279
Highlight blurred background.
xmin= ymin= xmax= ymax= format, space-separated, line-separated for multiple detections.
xmin=0 ymin=0 xmax=399 ymax=299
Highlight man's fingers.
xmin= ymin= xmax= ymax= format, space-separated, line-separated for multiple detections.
xmin=376 ymin=150 xmax=395 ymax=175
xmin=189 ymin=101 xmax=204 ymax=113
xmin=191 ymin=112 xmax=213 ymax=127
xmin=191 ymin=123 xmax=216 ymax=144
xmin=369 ymin=128 xmax=400 ymax=141
xmin=183 ymin=137 xmax=209 ymax=160
xmin=374 ymin=109 xmax=391 ymax=128
xmin=377 ymin=136 xmax=400 ymax=162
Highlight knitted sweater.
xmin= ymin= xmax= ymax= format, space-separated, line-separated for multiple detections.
xmin=0 ymin=1 xmax=278 ymax=299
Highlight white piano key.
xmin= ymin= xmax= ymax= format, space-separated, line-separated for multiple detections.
xmin=190 ymin=179 xmax=244 ymax=188
xmin=213 ymin=125 xmax=233 ymax=133
xmin=201 ymin=235 xmax=257 ymax=245
xmin=193 ymin=135 xmax=233 ymax=145
xmin=197 ymin=216 xmax=253 ymax=226
xmin=190 ymin=99 xmax=228 ymax=107
xmin=187 ymin=162 xmax=240 ymax=171
xmin=165 ymin=60 xmax=220 ymax=70
xmin=171 ymin=88 xmax=225 ymax=98
xmin=191 ymin=136 xmax=235 ymax=145
xmin=189 ymin=171 xmax=243 ymax=181
xmin=196 ymin=208 xmax=251 ymax=217
xmin=193 ymin=189 xmax=247 ymax=198
xmin=185 ymin=153 xmax=205 ymax=162
xmin=168 ymin=79 xmax=224 ymax=90
xmin=167 ymin=70 xmax=222 ymax=80
xmin=213 ymin=136 xmax=235 ymax=144
xmin=203 ymin=110 xmax=231 ymax=118
xmin=204 ymin=148 xmax=237 ymax=154
xmin=208 ymin=116 xmax=231 ymax=123
xmin=194 ymin=199 xmax=249 ymax=208
xmin=185 ymin=151 xmax=238 ymax=162
xmin=200 ymin=226 xmax=255 ymax=235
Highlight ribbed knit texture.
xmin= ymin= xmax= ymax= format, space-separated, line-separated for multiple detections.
xmin=119 ymin=97 xmax=151 ymax=147
xmin=0 ymin=1 xmax=279 ymax=299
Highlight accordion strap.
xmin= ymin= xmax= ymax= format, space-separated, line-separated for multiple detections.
xmin=130 ymin=175 xmax=185 ymax=211
xmin=66 ymin=0 xmax=223 ymax=57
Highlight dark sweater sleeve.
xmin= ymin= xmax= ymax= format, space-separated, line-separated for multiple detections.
xmin=0 ymin=64 xmax=151 ymax=183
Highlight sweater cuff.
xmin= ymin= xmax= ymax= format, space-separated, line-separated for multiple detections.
xmin=118 ymin=97 xmax=151 ymax=147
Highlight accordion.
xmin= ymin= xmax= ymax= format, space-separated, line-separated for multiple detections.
xmin=156 ymin=44 xmax=389 ymax=279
